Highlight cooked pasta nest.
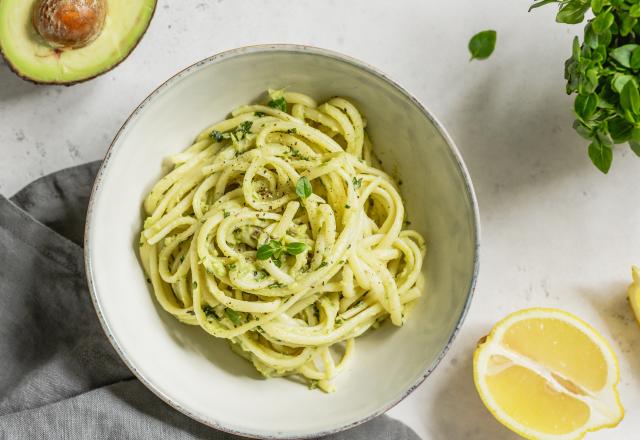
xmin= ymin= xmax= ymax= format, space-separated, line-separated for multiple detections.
xmin=139 ymin=90 xmax=426 ymax=392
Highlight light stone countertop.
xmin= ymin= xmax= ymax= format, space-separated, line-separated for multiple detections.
xmin=1 ymin=1 xmax=639 ymax=439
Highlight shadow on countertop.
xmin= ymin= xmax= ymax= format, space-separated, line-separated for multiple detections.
xmin=447 ymin=61 xmax=599 ymax=220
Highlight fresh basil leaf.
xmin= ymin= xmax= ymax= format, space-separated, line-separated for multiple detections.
xmin=598 ymin=28 xmax=612 ymax=47
xmin=597 ymin=88 xmax=615 ymax=109
xmin=588 ymin=141 xmax=613 ymax=173
xmin=575 ymin=93 xmax=598 ymax=120
xmin=256 ymin=243 xmax=275 ymax=260
xmin=256 ymin=246 xmax=273 ymax=260
xmin=556 ymin=1 xmax=590 ymax=24
xmin=257 ymin=240 xmax=284 ymax=261
xmin=630 ymin=4 xmax=640 ymax=18
xmin=295 ymin=176 xmax=312 ymax=200
xmin=595 ymin=129 xmax=612 ymax=146
xmin=572 ymin=36 xmax=581 ymax=61
xmin=591 ymin=0 xmax=603 ymax=14
xmin=631 ymin=48 xmax=640 ymax=70
xmin=610 ymin=44 xmax=639 ymax=68
xmin=611 ymin=74 xmax=635 ymax=93
xmin=621 ymin=80 xmax=640 ymax=115
xmin=607 ymin=117 xmax=633 ymax=142
xmin=579 ymin=69 xmax=598 ymax=95
xmin=591 ymin=10 xmax=614 ymax=33
xmin=621 ymin=15 xmax=637 ymax=36
xmin=468 ymin=30 xmax=497 ymax=60
xmin=629 ymin=140 xmax=640 ymax=156
xmin=573 ymin=120 xmax=595 ymax=140
xmin=352 ymin=176 xmax=363 ymax=189
xmin=584 ymin=24 xmax=598 ymax=49
xmin=285 ymin=242 xmax=306 ymax=255
xmin=586 ymin=68 xmax=599 ymax=91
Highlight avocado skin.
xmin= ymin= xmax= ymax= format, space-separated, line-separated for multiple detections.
xmin=0 ymin=0 xmax=157 ymax=86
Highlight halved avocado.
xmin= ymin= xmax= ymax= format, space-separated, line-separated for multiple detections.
xmin=0 ymin=0 xmax=156 ymax=85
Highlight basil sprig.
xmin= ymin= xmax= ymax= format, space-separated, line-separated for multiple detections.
xmin=295 ymin=176 xmax=312 ymax=200
xmin=531 ymin=0 xmax=640 ymax=173
xmin=256 ymin=239 xmax=306 ymax=261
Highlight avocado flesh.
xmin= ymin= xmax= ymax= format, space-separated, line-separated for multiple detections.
xmin=0 ymin=0 xmax=156 ymax=84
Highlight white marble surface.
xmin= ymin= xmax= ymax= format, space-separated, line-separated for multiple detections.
xmin=1 ymin=1 xmax=639 ymax=439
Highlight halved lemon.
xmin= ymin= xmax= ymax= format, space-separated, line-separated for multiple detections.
xmin=628 ymin=266 xmax=640 ymax=326
xmin=473 ymin=308 xmax=623 ymax=440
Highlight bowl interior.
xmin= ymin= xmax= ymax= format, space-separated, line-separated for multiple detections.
xmin=86 ymin=46 xmax=478 ymax=439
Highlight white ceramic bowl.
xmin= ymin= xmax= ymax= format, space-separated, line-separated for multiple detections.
xmin=85 ymin=45 xmax=479 ymax=439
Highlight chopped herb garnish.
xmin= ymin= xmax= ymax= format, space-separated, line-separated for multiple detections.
xmin=210 ymin=130 xmax=226 ymax=142
xmin=308 ymin=379 xmax=319 ymax=390
xmin=273 ymin=258 xmax=282 ymax=268
xmin=317 ymin=261 xmax=328 ymax=269
xmin=237 ymin=120 xmax=253 ymax=136
xmin=226 ymin=263 xmax=237 ymax=271
xmin=256 ymin=240 xmax=283 ymax=260
xmin=289 ymin=147 xmax=310 ymax=161
xmin=268 ymin=282 xmax=284 ymax=289
xmin=295 ymin=176 xmax=313 ymax=200
xmin=192 ymin=281 xmax=198 ymax=289
xmin=224 ymin=308 xmax=242 ymax=325
xmin=254 ymin=269 xmax=268 ymax=280
xmin=257 ymin=239 xmax=305 ymax=261
xmin=202 ymin=304 xmax=216 ymax=318
xmin=344 ymin=204 xmax=351 ymax=209
xmin=255 ymin=111 xmax=266 ymax=117
xmin=286 ymin=128 xmax=297 ymax=134
xmin=268 ymin=97 xmax=287 ymax=112
xmin=223 ymin=209 xmax=230 ymax=218
xmin=352 ymin=176 xmax=363 ymax=189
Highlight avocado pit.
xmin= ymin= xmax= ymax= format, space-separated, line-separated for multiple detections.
xmin=32 ymin=0 xmax=106 ymax=49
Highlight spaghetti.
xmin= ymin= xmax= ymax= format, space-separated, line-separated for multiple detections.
xmin=139 ymin=90 xmax=426 ymax=392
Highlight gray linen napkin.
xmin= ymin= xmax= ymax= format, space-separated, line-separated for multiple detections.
xmin=0 ymin=162 xmax=421 ymax=440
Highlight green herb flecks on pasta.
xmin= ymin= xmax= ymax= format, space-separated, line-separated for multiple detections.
xmin=138 ymin=90 xmax=426 ymax=392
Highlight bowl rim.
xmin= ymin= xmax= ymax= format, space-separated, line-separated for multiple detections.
xmin=84 ymin=43 xmax=481 ymax=439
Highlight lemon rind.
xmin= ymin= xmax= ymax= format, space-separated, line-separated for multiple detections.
xmin=473 ymin=308 xmax=624 ymax=440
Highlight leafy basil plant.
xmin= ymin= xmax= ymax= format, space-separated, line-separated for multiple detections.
xmin=531 ymin=0 xmax=640 ymax=173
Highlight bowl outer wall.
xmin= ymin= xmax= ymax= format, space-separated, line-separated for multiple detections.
xmin=84 ymin=44 xmax=480 ymax=439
